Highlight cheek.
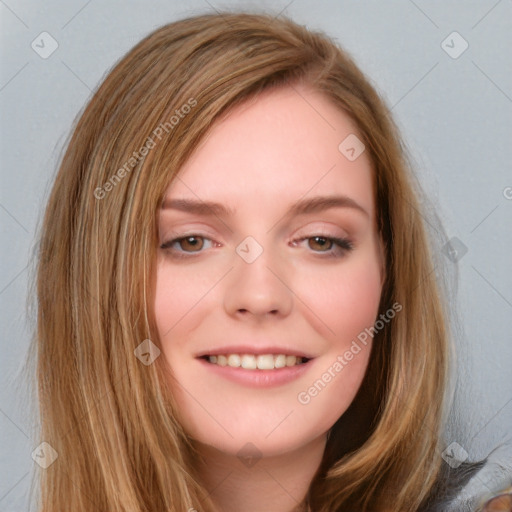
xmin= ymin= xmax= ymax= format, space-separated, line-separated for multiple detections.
xmin=299 ymin=252 xmax=383 ymax=349
xmin=290 ymin=260 xmax=382 ymax=434
xmin=294 ymin=254 xmax=382 ymax=394
xmin=153 ymin=263 xmax=211 ymax=337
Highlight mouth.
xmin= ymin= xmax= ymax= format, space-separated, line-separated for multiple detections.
xmin=196 ymin=352 xmax=315 ymax=388
xmin=198 ymin=353 xmax=312 ymax=370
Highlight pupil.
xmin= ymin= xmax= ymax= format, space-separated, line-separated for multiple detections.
xmin=184 ymin=236 xmax=202 ymax=251
xmin=311 ymin=236 xmax=330 ymax=250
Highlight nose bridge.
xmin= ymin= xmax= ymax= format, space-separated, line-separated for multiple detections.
xmin=223 ymin=235 xmax=293 ymax=317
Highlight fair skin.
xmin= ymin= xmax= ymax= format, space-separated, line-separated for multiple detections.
xmin=154 ymin=84 xmax=385 ymax=512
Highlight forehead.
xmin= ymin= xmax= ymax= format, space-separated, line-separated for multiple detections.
xmin=164 ymin=85 xmax=375 ymax=219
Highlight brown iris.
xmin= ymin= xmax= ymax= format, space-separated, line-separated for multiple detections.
xmin=308 ymin=236 xmax=333 ymax=252
xmin=179 ymin=236 xmax=204 ymax=252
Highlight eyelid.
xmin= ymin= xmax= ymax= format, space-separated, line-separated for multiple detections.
xmin=292 ymin=223 xmax=348 ymax=237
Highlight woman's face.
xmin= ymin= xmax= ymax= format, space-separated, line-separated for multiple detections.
xmin=154 ymin=84 xmax=385 ymax=458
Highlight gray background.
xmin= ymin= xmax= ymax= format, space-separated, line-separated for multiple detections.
xmin=1 ymin=1 xmax=511 ymax=510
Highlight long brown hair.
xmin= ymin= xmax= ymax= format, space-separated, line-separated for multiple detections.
xmin=29 ymin=11 xmax=452 ymax=511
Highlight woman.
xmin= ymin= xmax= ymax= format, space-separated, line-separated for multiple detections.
xmin=31 ymin=11 xmax=505 ymax=512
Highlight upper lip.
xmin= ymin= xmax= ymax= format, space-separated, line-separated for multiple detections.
xmin=195 ymin=345 xmax=315 ymax=359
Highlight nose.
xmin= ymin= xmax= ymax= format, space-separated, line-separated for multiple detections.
xmin=223 ymin=242 xmax=293 ymax=320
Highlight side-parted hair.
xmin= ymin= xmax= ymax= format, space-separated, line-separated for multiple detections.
xmin=31 ymin=11 xmax=454 ymax=512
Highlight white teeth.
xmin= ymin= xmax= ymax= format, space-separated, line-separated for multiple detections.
xmin=227 ymin=354 xmax=241 ymax=367
xmin=274 ymin=354 xmax=287 ymax=368
xmin=241 ymin=354 xmax=257 ymax=369
xmin=286 ymin=355 xmax=297 ymax=367
xmin=256 ymin=354 xmax=274 ymax=370
xmin=207 ymin=353 xmax=306 ymax=370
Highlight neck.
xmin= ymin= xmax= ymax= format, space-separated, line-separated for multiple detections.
xmin=193 ymin=434 xmax=327 ymax=512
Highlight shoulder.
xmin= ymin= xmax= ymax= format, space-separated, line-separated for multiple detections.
xmin=420 ymin=446 xmax=512 ymax=512
xmin=420 ymin=460 xmax=484 ymax=511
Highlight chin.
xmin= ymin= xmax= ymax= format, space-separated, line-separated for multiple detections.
xmin=187 ymin=418 xmax=328 ymax=461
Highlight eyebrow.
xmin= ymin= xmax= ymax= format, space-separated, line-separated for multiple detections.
xmin=161 ymin=194 xmax=369 ymax=218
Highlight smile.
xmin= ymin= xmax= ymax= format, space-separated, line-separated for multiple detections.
xmin=202 ymin=353 xmax=310 ymax=370
xmin=197 ymin=353 xmax=315 ymax=388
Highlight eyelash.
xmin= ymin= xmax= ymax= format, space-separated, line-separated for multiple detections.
xmin=159 ymin=233 xmax=354 ymax=260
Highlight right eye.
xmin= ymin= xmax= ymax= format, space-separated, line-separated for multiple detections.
xmin=160 ymin=234 xmax=216 ymax=258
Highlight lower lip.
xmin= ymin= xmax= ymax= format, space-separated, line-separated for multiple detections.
xmin=196 ymin=358 xmax=314 ymax=388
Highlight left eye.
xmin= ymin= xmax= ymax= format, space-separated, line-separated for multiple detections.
xmin=291 ymin=235 xmax=354 ymax=257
